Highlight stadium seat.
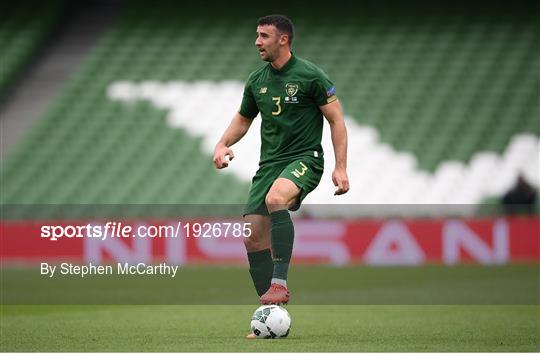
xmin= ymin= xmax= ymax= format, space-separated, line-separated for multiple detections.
xmin=1 ymin=0 xmax=538 ymax=216
xmin=0 ymin=0 xmax=63 ymax=94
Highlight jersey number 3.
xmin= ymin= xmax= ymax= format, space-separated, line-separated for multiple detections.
xmin=271 ymin=96 xmax=282 ymax=116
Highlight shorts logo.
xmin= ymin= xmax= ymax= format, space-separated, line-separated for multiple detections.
xmin=291 ymin=162 xmax=308 ymax=178
xmin=285 ymin=83 xmax=299 ymax=97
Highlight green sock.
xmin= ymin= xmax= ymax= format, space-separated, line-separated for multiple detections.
xmin=270 ymin=209 xmax=294 ymax=281
xmin=247 ymin=248 xmax=273 ymax=296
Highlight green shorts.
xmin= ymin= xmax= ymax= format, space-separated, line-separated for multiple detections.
xmin=243 ymin=155 xmax=324 ymax=216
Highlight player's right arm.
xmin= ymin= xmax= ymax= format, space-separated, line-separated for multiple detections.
xmin=214 ymin=74 xmax=259 ymax=169
xmin=213 ymin=112 xmax=254 ymax=169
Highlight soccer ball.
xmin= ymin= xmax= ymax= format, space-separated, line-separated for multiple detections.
xmin=250 ymin=305 xmax=291 ymax=339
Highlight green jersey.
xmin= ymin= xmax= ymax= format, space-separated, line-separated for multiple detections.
xmin=239 ymin=54 xmax=337 ymax=165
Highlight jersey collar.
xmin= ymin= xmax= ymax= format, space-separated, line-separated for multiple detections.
xmin=269 ymin=53 xmax=297 ymax=74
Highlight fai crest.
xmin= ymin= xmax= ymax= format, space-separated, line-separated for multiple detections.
xmin=285 ymin=83 xmax=299 ymax=97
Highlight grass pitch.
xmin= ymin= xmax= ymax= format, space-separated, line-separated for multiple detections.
xmin=1 ymin=305 xmax=538 ymax=352
xmin=2 ymin=264 xmax=538 ymax=304
xmin=1 ymin=265 xmax=539 ymax=351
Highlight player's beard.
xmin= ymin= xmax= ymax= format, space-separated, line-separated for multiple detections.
xmin=260 ymin=44 xmax=279 ymax=62
xmin=262 ymin=50 xmax=277 ymax=62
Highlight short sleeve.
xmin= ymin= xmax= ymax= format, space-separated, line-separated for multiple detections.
xmin=238 ymin=80 xmax=259 ymax=119
xmin=312 ymin=69 xmax=337 ymax=106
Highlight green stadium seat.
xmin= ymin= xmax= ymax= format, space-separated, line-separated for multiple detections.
xmin=1 ymin=1 xmax=538 ymax=215
xmin=0 ymin=0 xmax=64 ymax=94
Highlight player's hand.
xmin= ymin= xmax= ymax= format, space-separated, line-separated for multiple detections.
xmin=332 ymin=168 xmax=350 ymax=195
xmin=213 ymin=145 xmax=234 ymax=169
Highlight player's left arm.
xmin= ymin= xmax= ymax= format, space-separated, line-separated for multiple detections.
xmin=320 ymin=99 xmax=350 ymax=195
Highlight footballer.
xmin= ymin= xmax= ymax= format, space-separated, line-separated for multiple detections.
xmin=213 ymin=14 xmax=349 ymax=338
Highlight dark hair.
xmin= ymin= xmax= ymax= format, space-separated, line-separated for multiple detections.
xmin=257 ymin=15 xmax=294 ymax=46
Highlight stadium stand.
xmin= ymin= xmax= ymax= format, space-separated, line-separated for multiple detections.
xmin=1 ymin=0 xmax=538 ymax=214
xmin=0 ymin=0 xmax=64 ymax=95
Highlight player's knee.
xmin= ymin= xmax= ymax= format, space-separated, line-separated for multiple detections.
xmin=243 ymin=234 xmax=268 ymax=252
xmin=265 ymin=192 xmax=288 ymax=209
xmin=243 ymin=236 xmax=256 ymax=250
